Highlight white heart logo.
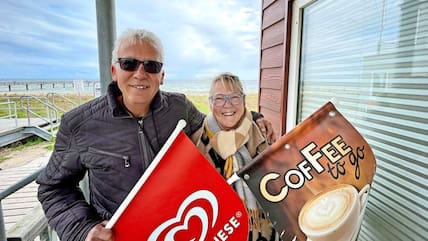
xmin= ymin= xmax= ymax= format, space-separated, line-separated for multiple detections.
xmin=148 ymin=190 xmax=218 ymax=241
xmin=165 ymin=207 xmax=207 ymax=240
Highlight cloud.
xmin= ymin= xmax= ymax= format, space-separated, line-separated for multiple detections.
xmin=115 ymin=0 xmax=261 ymax=80
xmin=0 ymin=0 xmax=98 ymax=79
xmin=0 ymin=0 xmax=261 ymax=80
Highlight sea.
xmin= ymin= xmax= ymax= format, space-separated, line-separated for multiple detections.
xmin=0 ymin=79 xmax=259 ymax=96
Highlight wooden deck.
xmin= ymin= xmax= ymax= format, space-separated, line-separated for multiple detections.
xmin=0 ymin=152 xmax=50 ymax=232
xmin=0 ymin=118 xmax=49 ymax=133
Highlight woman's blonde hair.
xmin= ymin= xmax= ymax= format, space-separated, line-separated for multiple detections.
xmin=209 ymin=72 xmax=244 ymax=96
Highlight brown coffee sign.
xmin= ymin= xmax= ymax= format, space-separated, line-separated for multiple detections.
xmin=238 ymin=102 xmax=376 ymax=241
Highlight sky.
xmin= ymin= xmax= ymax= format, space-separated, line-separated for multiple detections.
xmin=0 ymin=0 xmax=262 ymax=81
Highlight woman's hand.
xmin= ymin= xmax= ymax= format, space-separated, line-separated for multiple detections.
xmin=256 ymin=118 xmax=277 ymax=144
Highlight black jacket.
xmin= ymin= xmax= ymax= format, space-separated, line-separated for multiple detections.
xmin=36 ymin=82 xmax=205 ymax=241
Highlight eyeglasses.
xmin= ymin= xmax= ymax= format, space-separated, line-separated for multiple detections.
xmin=209 ymin=93 xmax=245 ymax=107
xmin=117 ymin=58 xmax=163 ymax=73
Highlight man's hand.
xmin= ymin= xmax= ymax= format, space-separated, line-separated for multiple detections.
xmin=85 ymin=221 xmax=114 ymax=241
xmin=256 ymin=118 xmax=277 ymax=144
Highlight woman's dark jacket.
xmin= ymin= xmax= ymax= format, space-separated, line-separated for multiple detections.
xmin=36 ymin=82 xmax=205 ymax=241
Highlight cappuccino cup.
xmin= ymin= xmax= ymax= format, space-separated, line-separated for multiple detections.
xmin=298 ymin=184 xmax=370 ymax=241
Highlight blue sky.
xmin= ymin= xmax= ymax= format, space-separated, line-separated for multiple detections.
xmin=0 ymin=0 xmax=261 ymax=81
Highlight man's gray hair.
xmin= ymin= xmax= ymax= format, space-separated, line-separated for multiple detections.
xmin=111 ymin=28 xmax=164 ymax=65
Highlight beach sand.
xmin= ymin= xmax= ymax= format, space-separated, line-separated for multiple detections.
xmin=0 ymin=142 xmax=51 ymax=170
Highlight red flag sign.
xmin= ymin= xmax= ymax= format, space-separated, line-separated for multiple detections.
xmin=237 ymin=102 xmax=376 ymax=241
xmin=106 ymin=120 xmax=249 ymax=241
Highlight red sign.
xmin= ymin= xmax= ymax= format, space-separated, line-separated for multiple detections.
xmin=107 ymin=121 xmax=249 ymax=241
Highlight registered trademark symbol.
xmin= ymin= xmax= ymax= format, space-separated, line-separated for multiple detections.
xmin=235 ymin=211 xmax=242 ymax=218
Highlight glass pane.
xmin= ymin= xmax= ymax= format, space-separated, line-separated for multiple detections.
xmin=297 ymin=0 xmax=428 ymax=240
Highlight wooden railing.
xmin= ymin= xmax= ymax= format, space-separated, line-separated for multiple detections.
xmin=0 ymin=168 xmax=51 ymax=241
xmin=5 ymin=205 xmax=49 ymax=241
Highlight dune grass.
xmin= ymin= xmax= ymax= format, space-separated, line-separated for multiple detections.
xmin=0 ymin=93 xmax=93 ymax=118
xmin=0 ymin=91 xmax=259 ymax=153
xmin=0 ymin=92 xmax=258 ymax=117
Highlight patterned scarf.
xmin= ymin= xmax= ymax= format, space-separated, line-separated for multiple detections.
xmin=204 ymin=110 xmax=265 ymax=231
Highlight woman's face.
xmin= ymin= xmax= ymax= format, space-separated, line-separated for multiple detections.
xmin=210 ymin=82 xmax=245 ymax=130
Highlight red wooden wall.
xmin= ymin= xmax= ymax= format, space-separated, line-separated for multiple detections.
xmin=258 ymin=0 xmax=293 ymax=136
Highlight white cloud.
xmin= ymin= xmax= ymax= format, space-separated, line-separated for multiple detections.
xmin=172 ymin=25 xmax=222 ymax=63
xmin=116 ymin=0 xmax=261 ymax=80
xmin=0 ymin=0 xmax=261 ymax=80
xmin=0 ymin=1 xmax=96 ymax=40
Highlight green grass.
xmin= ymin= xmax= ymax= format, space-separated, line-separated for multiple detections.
xmin=12 ymin=136 xmax=45 ymax=150
xmin=0 ymin=93 xmax=93 ymax=118
xmin=0 ymin=156 xmax=8 ymax=163
xmin=0 ymin=92 xmax=258 ymax=117
xmin=0 ymin=92 xmax=258 ymax=164
xmin=0 ymin=136 xmax=54 ymax=163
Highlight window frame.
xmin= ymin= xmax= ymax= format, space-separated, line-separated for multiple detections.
xmin=287 ymin=0 xmax=316 ymax=132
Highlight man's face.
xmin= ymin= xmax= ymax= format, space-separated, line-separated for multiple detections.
xmin=112 ymin=41 xmax=164 ymax=115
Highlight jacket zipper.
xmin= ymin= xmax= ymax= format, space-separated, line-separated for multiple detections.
xmin=88 ymin=147 xmax=131 ymax=168
xmin=138 ymin=118 xmax=151 ymax=169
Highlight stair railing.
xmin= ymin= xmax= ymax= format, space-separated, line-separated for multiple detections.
xmin=46 ymin=92 xmax=77 ymax=113
xmin=19 ymin=96 xmax=59 ymax=134
xmin=0 ymin=99 xmax=18 ymax=127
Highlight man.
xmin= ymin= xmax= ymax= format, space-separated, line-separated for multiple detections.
xmin=37 ymin=28 xmax=275 ymax=241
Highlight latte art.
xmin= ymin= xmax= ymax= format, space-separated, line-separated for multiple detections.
xmin=300 ymin=188 xmax=353 ymax=232
xmin=298 ymin=184 xmax=363 ymax=241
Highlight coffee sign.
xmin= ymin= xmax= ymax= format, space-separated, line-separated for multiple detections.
xmin=238 ymin=102 xmax=376 ymax=241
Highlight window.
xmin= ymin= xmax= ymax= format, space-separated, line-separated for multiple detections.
xmin=289 ymin=0 xmax=428 ymax=240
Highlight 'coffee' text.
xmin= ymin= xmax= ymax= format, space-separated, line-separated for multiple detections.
xmin=260 ymin=135 xmax=352 ymax=202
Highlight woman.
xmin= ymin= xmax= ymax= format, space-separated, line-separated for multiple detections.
xmin=193 ymin=72 xmax=279 ymax=241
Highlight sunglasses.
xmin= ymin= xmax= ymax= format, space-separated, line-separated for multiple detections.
xmin=117 ymin=58 xmax=163 ymax=73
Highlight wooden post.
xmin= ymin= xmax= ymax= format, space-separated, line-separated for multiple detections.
xmin=5 ymin=205 xmax=48 ymax=241
xmin=0 ymin=201 xmax=6 ymax=241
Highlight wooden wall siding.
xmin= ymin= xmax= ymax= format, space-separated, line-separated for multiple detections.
xmin=259 ymin=88 xmax=282 ymax=112
xmin=262 ymin=0 xmax=286 ymax=29
xmin=259 ymin=90 xmax=283 ymax=136
xmin=260 ymin=45 xmax=284 ymax=68
xmin=259 ymin=0 xmax=292 ymax=136
xmin=260 ymin=68 xmax=283 ymax=89
xmin=257 ymin=107 xmax=281 ymax=136
xmin=262 ymin=0 xmax=276 ymax=9
xmin=261 ymin=19 xmax=285 ymax=49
